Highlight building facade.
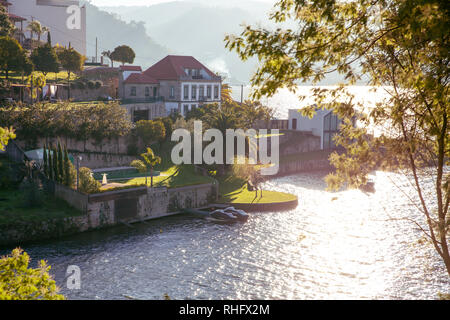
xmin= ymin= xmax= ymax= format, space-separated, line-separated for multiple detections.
xmin=119 ymin=55 xmax=222 ymax=121
xmin=288 ymin=108 xmax=342 ymax=150
xmin=6 ymin=0 xmax=86 ymax=55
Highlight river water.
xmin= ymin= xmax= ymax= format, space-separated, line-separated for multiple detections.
xmin=2 ymin=171 xmax=449 ymax=300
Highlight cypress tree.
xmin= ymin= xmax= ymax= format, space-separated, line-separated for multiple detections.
xmin=57 ymin=142 xmax=63 ymax=183
xmin=52 ymin=146 xmax=58 ymax=182
xmin=43 ymin=144 xmax=48 ymax=178
xmin=63 ymin=145 xmax=70 ymax=186
xmin=48 ymin=148 xmax=53 ymax=180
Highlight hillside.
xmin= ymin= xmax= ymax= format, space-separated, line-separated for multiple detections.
xmin=85 ymin=3 xmax=169 ymax=69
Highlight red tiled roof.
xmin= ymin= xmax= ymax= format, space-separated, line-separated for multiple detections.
xmin=120 ymin=65 xmax=142 ymax=72
xmin=143 ymin=55 xmax=220 ymax=81
xmin=124 ymin=73 xmax=158 ymax=85
xmin=8 ymin=13 xmax=26 ymax=21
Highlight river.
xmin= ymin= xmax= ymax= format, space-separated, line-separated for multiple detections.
xmin=2 ymin=170 xmax=449 ymax=300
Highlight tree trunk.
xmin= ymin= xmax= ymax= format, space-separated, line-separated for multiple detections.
xmin=68 ymin=71 xmax=71 ymax=100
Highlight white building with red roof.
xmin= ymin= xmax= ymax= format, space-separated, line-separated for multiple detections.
xmin=120 ymin=55 xmax=222 ymax=121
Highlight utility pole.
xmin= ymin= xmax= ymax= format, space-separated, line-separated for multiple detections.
xmin=240 ymin=84 xmax=243 ymax=104
xmin=95 ymin=37 xmax=98 ymax=63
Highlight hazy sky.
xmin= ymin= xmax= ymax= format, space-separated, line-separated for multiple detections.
xmin=89 ymin=0 xmax=274 ymax=7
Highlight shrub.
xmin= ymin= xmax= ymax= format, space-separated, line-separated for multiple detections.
xmin=130 ymin=159 xmax=146 ymax=173
xmin=87 ymin=80 xmax=95 ymax=89
xmin=78 ymin=167 xmax=101 ymax=194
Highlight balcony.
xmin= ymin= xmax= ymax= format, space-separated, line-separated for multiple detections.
xmin=121 ymin=96 xmax=165 ymax=105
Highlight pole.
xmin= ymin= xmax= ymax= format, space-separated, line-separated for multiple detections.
xmin=95 ymin=37 xmax=98 ymax=63
xmin=240 ymin=84 xmax=243 ymax=104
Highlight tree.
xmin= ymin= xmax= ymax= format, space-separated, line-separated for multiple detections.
xmin=47 ymin=147 xmax=53 ymax=180
xmin=0 ymin=4 xmax=13 ymax=37
xmin=57 ymin=47 xmax=84 ymax=99
xmin=101 ymin=50 xmax=114 ymax=67
xmin=43 ymin=144 xmax=48 ymax=178
xmin=232 ymin=157 xmax=264 ymax=198
xmin=0 ymin=126 xmax=14 ymax=151
xmin=140 ymin=147 xmax=161 ymax=187
xmin=0 ymin=248 xmax=65 ymax=300
xmin=221 ymin=83 xmax=233 ymax=103
xmin=30 ymin=44 xmax=60 ymax=77
xmin=27 ymin=72 xmax=46 ymax=103
xmin=130 ymin=159 xmax=147 ymax=174
xmin=52 ymin=145 xmax=58 ymax=182
xmin=110 ymin=45 xmax=135 ymax=66
xmin=63 ymin=146 xmax=76 ymax=188
xmin=78 ymin=167 xmax=100 ymax=194
xmin=226 ymin=0 xmax=450 ymax=276
xmin=26 ymin=20 xmax=49 ymax=44
xmin=0 ymin=36 xmax=31 ymax=80
xmin=57 ymin=141 xmax=63 ymax=183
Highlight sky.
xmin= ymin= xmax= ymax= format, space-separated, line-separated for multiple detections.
xmin=88 ymin=0 xmax=274 ymax=7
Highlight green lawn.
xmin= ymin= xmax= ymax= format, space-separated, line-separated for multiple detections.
xmin=216 ymin=175 xmax=297 ymax=204
xmin=100 ymin=165 xmax=215 ymax=191
xmin=0 ymin=189 xmax=82 ymax=226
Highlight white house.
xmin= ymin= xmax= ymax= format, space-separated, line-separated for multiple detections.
xmin=288 ymin=107 xmax=342 ymax=150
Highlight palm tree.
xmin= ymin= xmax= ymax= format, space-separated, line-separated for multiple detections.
xmin=140 ymin=147 xmax=161 ymax=187
xmin=27 ymin=20 xmax=49 ymax=45
xmin=101 ymin=50 xmax=114 ymax=67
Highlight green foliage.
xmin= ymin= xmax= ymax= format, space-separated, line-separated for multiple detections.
xmin=0 ymin=126 xmax=14 ymax=151
xmin=30 ymin=44 xmax=60 ymax=76
xmin=43 ymin=144 xmax=48 ymax=177
xmin=78 ymin=167 xmax=101 ymax=194
xmin=26 ymin=20 xmax=49 ymax=42
xmin=0 ymin=36 xmax=32 ymax=79
xmin=57 ymin=142 xmax=63 ymax=183
xmin=0 ymin=101 xmax=132 ymax=142
xmin=141 ymin=147 xmax=161 ymax=187
xmin=0 ymin=248 xmax=65 ymax=300
xmin=130 ymin=159 xmax=147 ymax=173
xmin=63 ymin=146 xmax=76 ymax=188
xmin=52 ymin=146 xmax=58 ymax=183
xmin=0 ymin=5 xmax=13 ymax=37
xmin=226 ymin=0 xmax=450 ymax=275
xmin=135 ymin=119 xmax=166 ymax=146
xmin=110 ymin=45 xmax=135 ymax=65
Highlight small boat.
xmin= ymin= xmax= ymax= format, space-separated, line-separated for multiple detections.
xmin=223 ymin=206 xmax=249 ymax=222
xmin=182 ymin=206 xmax=248 ymax=224
xmin=209 ymin=209 xmax=238 ymax=223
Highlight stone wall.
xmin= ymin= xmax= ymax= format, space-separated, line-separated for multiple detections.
xmin=0 ymin=183 xmax=216 ymax=246
xmin=277 ymin=158 xmax=334 ymax=176
xmin=71 ymin=152 xmax=137 ymax=169
xmin=17 ymin=136 xmax=131 ymax=155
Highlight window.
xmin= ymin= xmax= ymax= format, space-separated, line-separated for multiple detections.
xmin=183 ymin=85 xmax=189 ymax=100
xmin=206 ymin=85 xmax=211 ymax=99
xmin=170 ymin=86 xmax=175 ymax=98
xmin=191 ymin=85 xmax=197 ymax=99
xmin=292 ymin=118 xmax=297 ymax=130
xmin=192 ymin=104 xmax=197 ymax=110
xmin=153 ymin=87 xmax=157 ymax=97
xmin=130 ymin=87 xmax=136 ymax=96
xmin=199 ymin=86 xmax=204 ymax=99
xmin=323 ymin=112 xmax=339 ymax=149
xmin=183 ymin=104 xmax=189 ymax=115
xmin=145 ymin=87 xmax=150 ymax=96
xmin=214 ymin=85 xmax=219 ymax=99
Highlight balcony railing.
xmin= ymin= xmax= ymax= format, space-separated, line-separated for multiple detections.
xmin=121 ymin=96 xmax=165 ymax=105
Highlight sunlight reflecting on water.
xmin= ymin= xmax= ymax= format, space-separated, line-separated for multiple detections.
xmin=4 ymin=171 xmax=448 ymax=300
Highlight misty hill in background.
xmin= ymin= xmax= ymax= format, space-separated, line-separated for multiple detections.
xmin=85 ymin=3 xmax=169 ymax=69
xmin=97 ymin=0 xmax=347 ymax=85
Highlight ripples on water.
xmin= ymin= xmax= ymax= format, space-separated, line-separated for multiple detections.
xmin=3 ymin=171 xmax=449 ymax=300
